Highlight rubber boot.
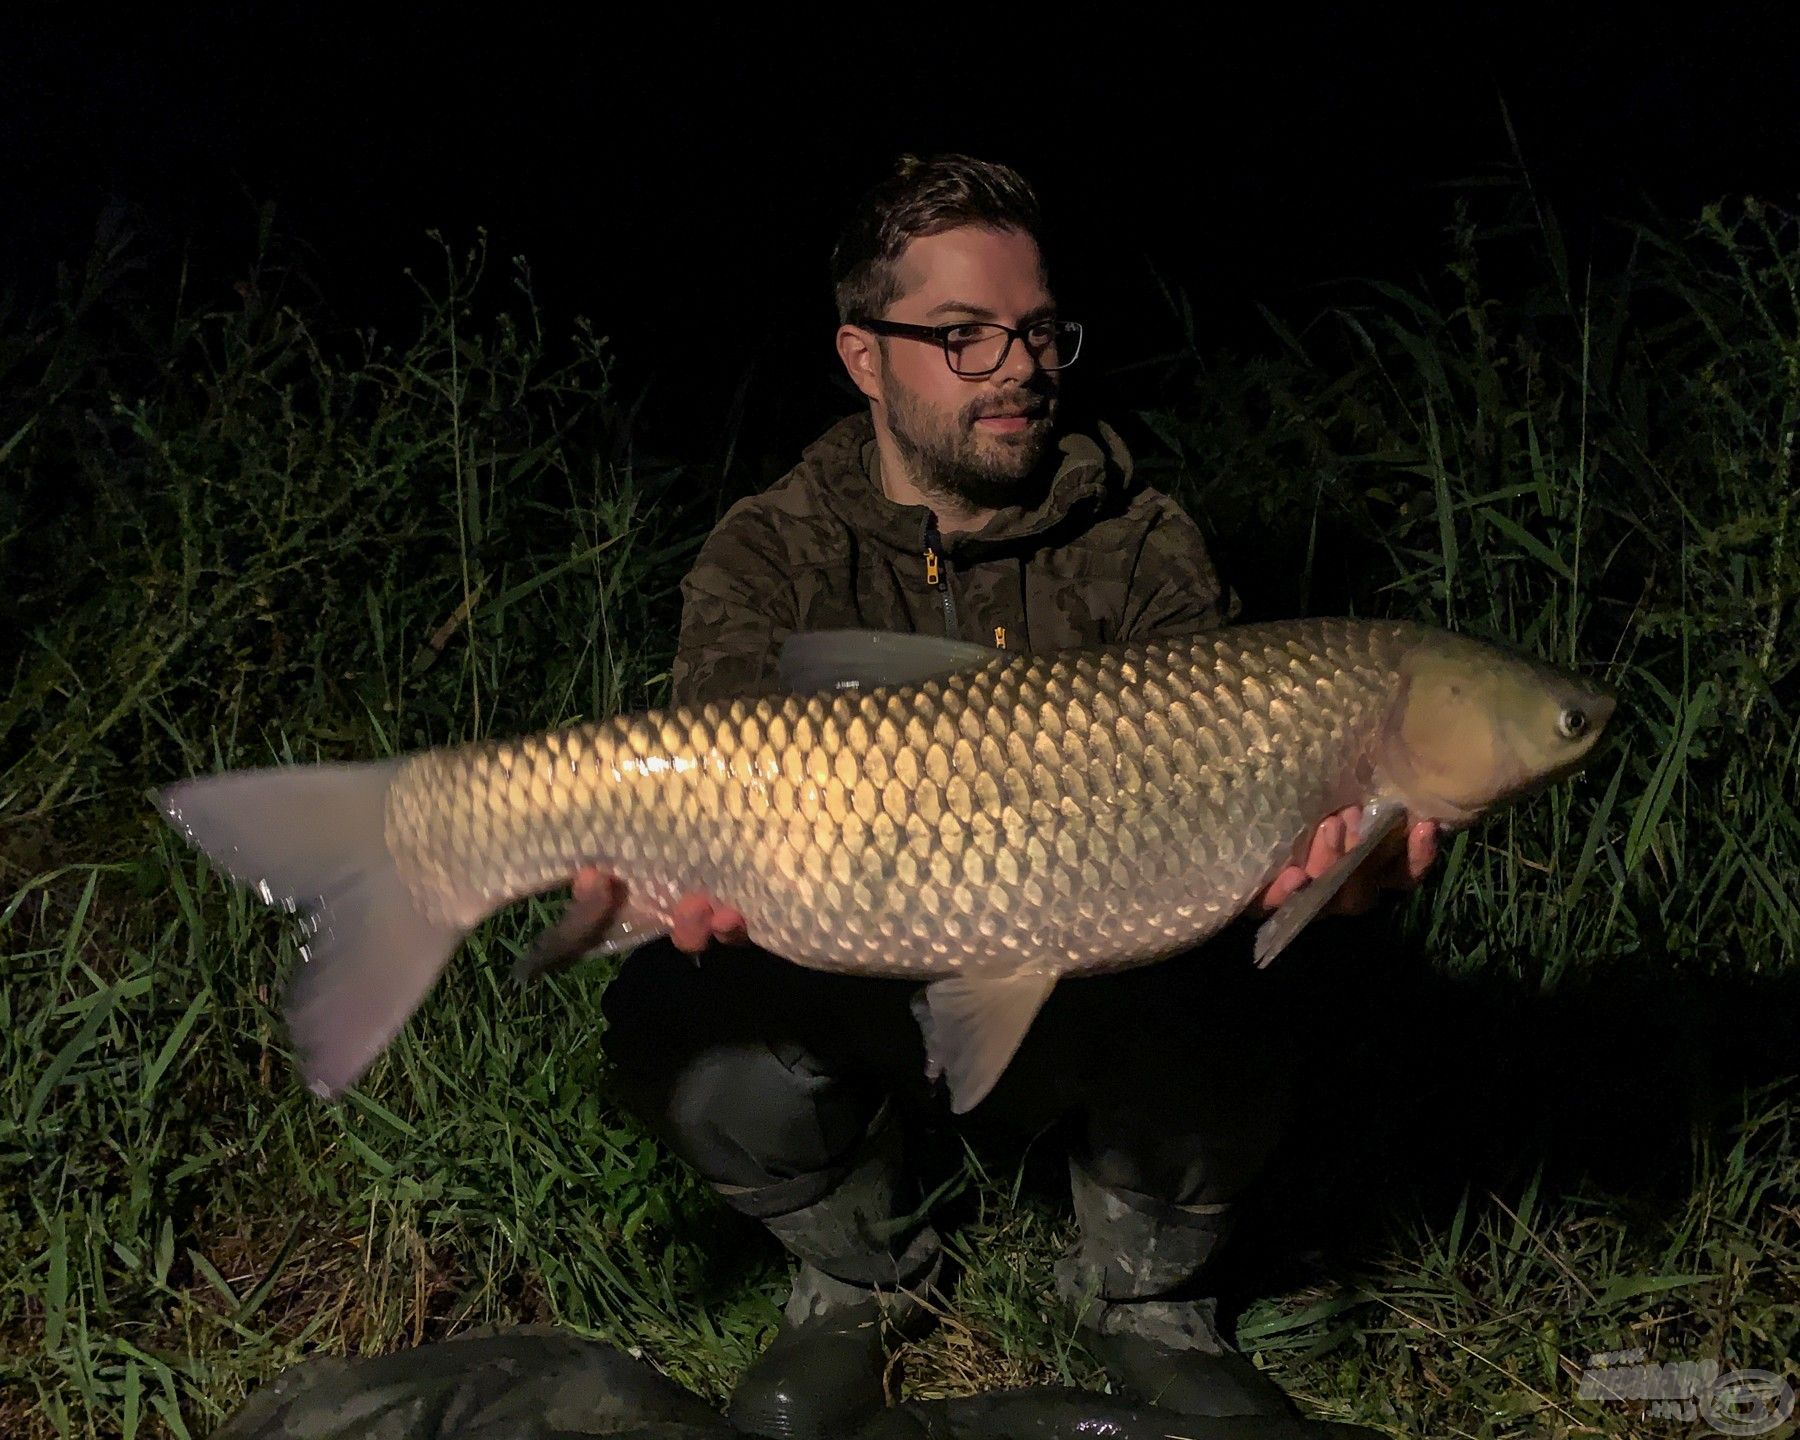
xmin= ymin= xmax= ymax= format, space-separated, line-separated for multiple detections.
xmin=1056 ymin=1161 xmax=1296 ymax=1419
xmin=724 ymin=1111 xmax=941 ymax=1440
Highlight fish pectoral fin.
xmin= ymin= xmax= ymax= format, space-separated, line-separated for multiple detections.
xmin=513 ymin=890 xmax=669 ymax=983
xmin=1253 ymin=802 xmax=1410 ymax=969
xmin=911 ymin=971 xmax=1057 ymax=1115
xmin=778 ymin=630 xmax=999 ymax=694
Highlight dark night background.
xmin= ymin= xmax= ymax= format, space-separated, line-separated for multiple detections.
xmin=4 ymin=4 xmax=1798 ymax=471
xmin=4 ymin=16 xmax=1799 ymax=1426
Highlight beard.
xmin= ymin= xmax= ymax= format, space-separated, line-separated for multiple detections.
xmin=885 ymin=379 xmax=1058 ymax=515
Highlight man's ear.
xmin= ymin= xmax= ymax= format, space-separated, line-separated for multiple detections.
xmin=836 ymin=325 xmax=882 ymax=403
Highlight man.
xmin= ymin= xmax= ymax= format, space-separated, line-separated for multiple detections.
xmin=581 ymin=154 xmax=1437 ymax=1439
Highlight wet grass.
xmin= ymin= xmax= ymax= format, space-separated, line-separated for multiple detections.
xmin=2 ymin=190 xmax=1796 ymax=1437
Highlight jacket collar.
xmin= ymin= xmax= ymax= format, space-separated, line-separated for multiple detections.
xmin=791 ymin=409 xmax=1133 ymax=558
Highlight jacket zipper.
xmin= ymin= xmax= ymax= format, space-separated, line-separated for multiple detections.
xmin=923 ymin=515 xmax=958 ymax=639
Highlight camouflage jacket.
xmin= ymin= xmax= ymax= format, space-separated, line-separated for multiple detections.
xmin=671 ymin=411 xmax=1234 ymax=706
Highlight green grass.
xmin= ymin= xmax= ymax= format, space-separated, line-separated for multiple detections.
xmin=2 ymin=191 xmax=1796 ymax=1437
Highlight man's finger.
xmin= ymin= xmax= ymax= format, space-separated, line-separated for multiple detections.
xmin=1371 ymin=821 xmax=1437 ymax=893
xmin=1407 ymin=821 xmax=1439 ymax=882
xmin=668 ymin=893 xmax=716 ymax=954
xmin=713 ymin=907 xmax=750 ymax=945
xmin=1258 ymin=865 xmax=1307 ymax=914
xmin=1304 ymin=815 xmax=1344 ymax=879
xmin=570 ymin=866 xmax=617 ymax=905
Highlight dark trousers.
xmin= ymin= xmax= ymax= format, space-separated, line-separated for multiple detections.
xmin=600 ymin=935 xmax=1295 ymax=1296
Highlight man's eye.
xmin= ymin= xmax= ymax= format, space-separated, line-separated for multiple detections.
xmin=944 ymin=324 xmax=988 ymax=344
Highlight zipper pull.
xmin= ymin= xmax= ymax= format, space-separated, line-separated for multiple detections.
xmin=993 ymin=626 xmax=1007 ymax=649
xmin=923 ymin=514 xmax=957 ymax=639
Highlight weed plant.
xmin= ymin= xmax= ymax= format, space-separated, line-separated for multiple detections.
xmin=1 ymin=192 xmax=1795 ymax=1437
xmin=1128 ymin=190 xmax=1798 ymax=1435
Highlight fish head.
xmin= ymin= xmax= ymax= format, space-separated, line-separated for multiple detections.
xmin=1384 ymin=632 xmax=1616 ymax=826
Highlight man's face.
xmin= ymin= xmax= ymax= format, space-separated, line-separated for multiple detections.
xmin=872 ymin=225 xmax=1062 ymax=512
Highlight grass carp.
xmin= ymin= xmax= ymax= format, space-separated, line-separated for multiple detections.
xmin=155 ymin=619 xmax=1615 ymax=1112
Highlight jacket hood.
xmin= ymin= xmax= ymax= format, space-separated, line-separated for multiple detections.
xmin=790 ymin=409 xmax=1136 ymax=558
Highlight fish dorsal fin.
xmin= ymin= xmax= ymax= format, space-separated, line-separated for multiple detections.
xmin=911 ymin=971 xmax=1058 ymax=1113
xmin=1252 ymin=802 xmax=1409 ymax=968
xmin=778 ymin=629 xmax=999 ymax=695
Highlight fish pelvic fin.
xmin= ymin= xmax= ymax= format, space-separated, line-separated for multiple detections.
xmin=1253 ymin=801 xmax=1409 ymax=968
xmin=912 ymin=971 xmax=1057 ymax=1114
xmin=155 ymin=760 xmax=471 ymax=1100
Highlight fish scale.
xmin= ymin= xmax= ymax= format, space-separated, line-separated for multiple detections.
xmin=157 ymin=615 xmax=1613 ymax=1108
xmin=384 ymin=618 xmax=1406 ymax=979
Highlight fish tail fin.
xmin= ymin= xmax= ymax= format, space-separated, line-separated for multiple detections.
xmin=155 ymin=760 xmax=472 ymax=1099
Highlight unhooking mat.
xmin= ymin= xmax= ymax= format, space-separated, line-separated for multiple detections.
xmin=211 ymin=1325 xmax=1387 ymax=1439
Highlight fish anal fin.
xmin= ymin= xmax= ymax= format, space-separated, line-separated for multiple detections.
xmin=778 ymin=629 xmax=999 ymax=695
xmin=514 ymin=887 xmax=669 ymax=983
xmin=911 ymin=971 xmax=1057 ymax=1114
xmin=1253 ymin=802 xmax=1409 ymax=968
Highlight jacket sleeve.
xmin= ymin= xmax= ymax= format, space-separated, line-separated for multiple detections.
xmin=668 ymin=508 xmax=797 ymax=708
xmin=1119 ymin=490 xmax=1238 ymax=640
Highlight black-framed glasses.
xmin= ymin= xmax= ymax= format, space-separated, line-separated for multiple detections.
xmin=855 ymin=317 xmax=1084 ymax=377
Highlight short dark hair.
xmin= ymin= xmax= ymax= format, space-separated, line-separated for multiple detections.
xmin=831 ymin=153 xmax=1046 ymax=326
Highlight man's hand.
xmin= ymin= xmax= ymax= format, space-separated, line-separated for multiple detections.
xmin=569 ymin=866 xmax=749 ymax=954
xmin=1255 ymin=807 xmax=1440 ymax=917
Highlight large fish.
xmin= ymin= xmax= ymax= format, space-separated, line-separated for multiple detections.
xmin=155 ymin=619 xmax=1614 ymax=1112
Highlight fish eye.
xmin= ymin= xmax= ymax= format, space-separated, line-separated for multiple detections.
xmin=1557 ymin=706 xmax=1588 ymax=739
